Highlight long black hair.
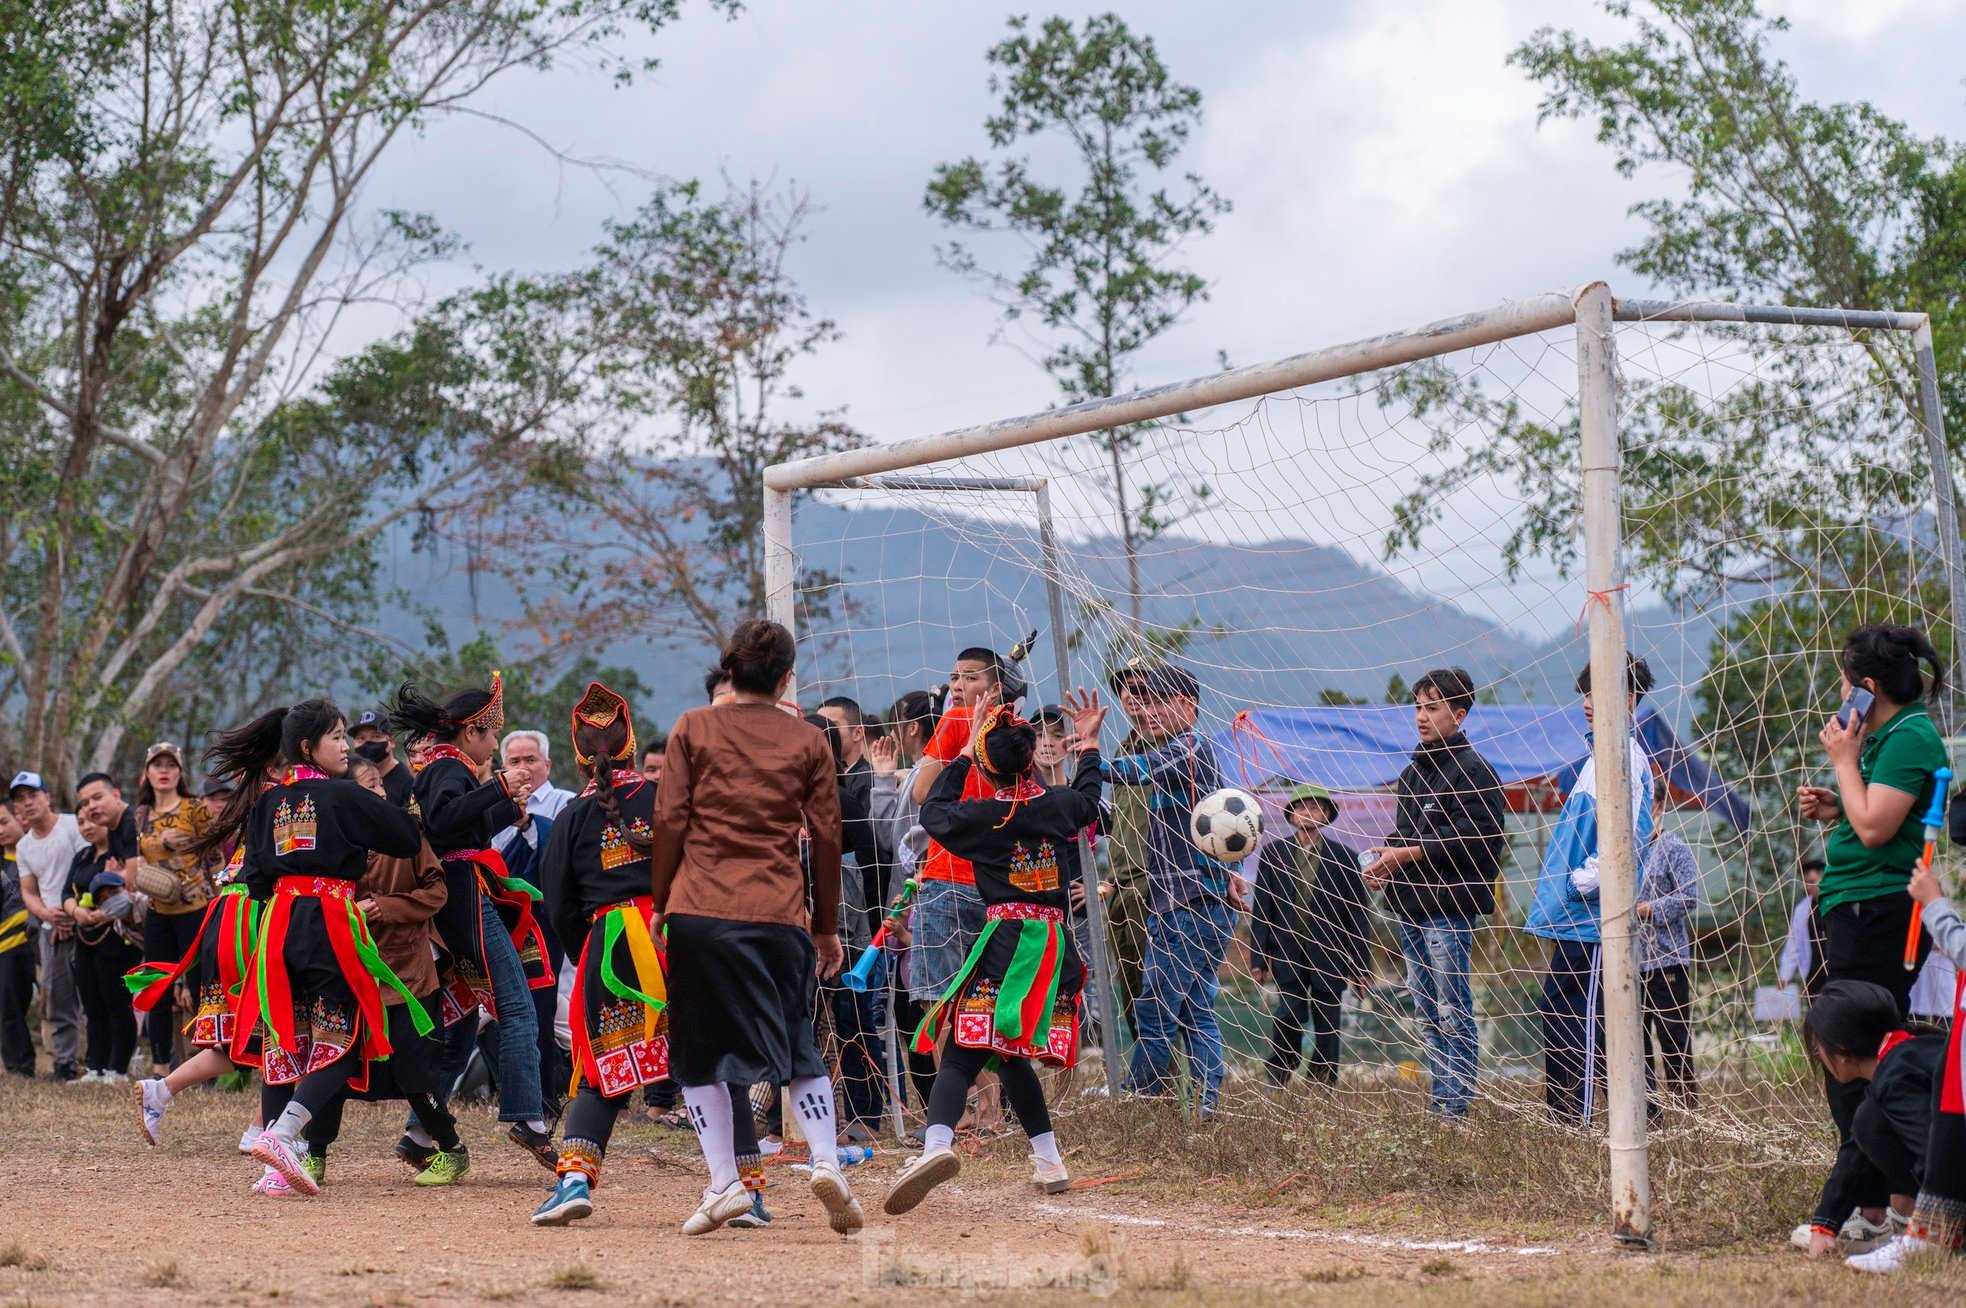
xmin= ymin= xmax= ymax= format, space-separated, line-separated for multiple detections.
xmin=388 ymin=681 xmax=493 ymax=744
xmin=888 ymin=689 xmax=940 ymax=749
xmin=574 ymin=713 xmax=651 ymax=854
xmin=1841 ymin=622 xmax=1945 ymax=706
xmin=1803 ymin=979 xmax=1908 ymax=1062
xmin=192 ymin=698 xmax=344 ymax=859
xmin=978 ymin=716 xmax=1037 ymax=786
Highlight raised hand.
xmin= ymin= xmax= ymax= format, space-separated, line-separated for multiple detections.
xmin=868 ymin=735 xmax=899 ymax=777
xmin=1062 ymin=688 xmax=1108 ymax=751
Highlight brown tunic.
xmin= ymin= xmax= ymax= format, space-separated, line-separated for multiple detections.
xmin=359 ymin=838 xmax=448 ymax=1003
xmin=650 ymin=702 xmax=841 ymax=934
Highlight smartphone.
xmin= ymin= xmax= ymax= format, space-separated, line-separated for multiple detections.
xmin=1837 ymin=687 xmax=1875 ymax=729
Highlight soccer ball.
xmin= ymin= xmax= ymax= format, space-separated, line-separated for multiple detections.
xmin=1190 ymin=788 xmax=1263 ymax=863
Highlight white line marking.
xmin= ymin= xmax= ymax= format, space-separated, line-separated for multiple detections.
xmin=1035 ymin=1202 xmax=1560 ymax=1257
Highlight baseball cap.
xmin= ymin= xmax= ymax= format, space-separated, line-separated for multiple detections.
xmin=1035 ymin=704 xmax=1067 ymax=725
xmin=8 ymin=770 xmax=46 ymax=795
xmin=144 ymin=741 xmax=182 ymax=765
xmin=351 ymin=710 xmax=386 ymax=733
xmin=1108 ymin=658 xmax=1200 ymax=701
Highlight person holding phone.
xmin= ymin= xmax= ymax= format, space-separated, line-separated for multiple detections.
xmin=1792 ymin=622 xmax=1950 ymax=1255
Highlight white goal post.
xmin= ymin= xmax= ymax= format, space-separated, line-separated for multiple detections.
xmin=762 ymin=282 xmax=1959 ymax=1246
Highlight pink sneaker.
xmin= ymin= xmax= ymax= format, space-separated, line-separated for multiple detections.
xmin=251 ymin=1167 xmax=295 ymax=1198
xmin=250 ymin=1131 xmax=319 ymax=1196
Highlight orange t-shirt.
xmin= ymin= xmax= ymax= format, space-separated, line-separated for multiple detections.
xmin=919 ymin=705 xmax=986 ymax=887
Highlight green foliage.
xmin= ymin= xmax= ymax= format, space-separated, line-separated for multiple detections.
xmin=1318 ymin=688 xmax=1369 ymax=707
xmin=926 ymin=12 xmax=1228 ymax=634
xmin=1384 ymin=673 xmax=1410 ymax=705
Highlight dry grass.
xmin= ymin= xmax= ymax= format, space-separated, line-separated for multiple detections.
xmin=546 ymin=1260 xmax=602 ymax=1291
xmin=1042 ymin=1080 xmax=1825 ymax=1249
xmin=0 ymin=1244 xmax=49 ymax=1272
xmin=141 ymin=1258 xmax=189 ymax=1288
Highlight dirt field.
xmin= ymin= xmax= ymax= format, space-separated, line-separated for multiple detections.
xmin=2 ymin=1077 xmax=1964 ymax=1306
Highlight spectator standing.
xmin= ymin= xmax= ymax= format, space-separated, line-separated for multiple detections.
xmin=10 ymin=771 xmax=85 ymax=1080
xmin=1636 ymin=817 xmax=1701 ymax=1112
xmin=1098 ymin=663 xmax=1158 ymax=1046
xmin=77 ymin=772 xmax=139 ymax=872
xmin=1364 ymin=668 xmax=1506 ymax=1122
xmin=351 ymin=710 xmax=414 ymax=808
xmin=640 ymin=734 xmax=668 ymax=785
xmin=1103 ymin=662 xmax=1245 ymax=1115
xmin=1524 ymin=656 xmax=1655 ymax=1127
xmin=872 ymin=689 xmax=940 ymax=1112
xmin=132 ymin=742 xmax=220 ymax=1072
xmin=498 ymin=728 xmax=575 ymax=1121
xmin=1776 ymin=859 xmax=1829 ymax=997
xmin=63 ymin=812 xmax=144 ymax=1081
xmin=0 ymin=805 xmax=36 ymax=1077
xmin=1251 ymin=784 xmax=1371 ymax=1086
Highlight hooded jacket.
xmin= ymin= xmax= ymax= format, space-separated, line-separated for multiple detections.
xmin=1525 ymin=734 xmax=1653 ymax=944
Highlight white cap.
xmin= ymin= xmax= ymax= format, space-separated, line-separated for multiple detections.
xmin=8 ymin=771 xmax=46 ymax=794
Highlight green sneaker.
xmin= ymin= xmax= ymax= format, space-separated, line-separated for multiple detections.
xmin=302 ymin=1153 xmax=326 ymax=1188
xmin=413 ymin=1146 xmax=471 ymax=1187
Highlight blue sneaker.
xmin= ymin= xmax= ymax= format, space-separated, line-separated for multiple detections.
xmin=531 ymin=1175 xmax=594 ymax=1227
xmin=726 ymin=1191 xmax=772 ymax=1229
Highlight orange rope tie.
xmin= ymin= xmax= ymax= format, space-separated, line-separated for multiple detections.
xmin=1574 ymin=582 xmax=1632 ymax=635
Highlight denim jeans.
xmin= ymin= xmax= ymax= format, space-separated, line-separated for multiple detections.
xmin=1397 ymin=916 xmax=1477 ymax=1119
xmin=1123 ymin=899 xmax=1234 ymax=1111
xmin=472 ymin=893 xmax=543 ymax=1122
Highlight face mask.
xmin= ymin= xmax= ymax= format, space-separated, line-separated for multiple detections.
xmin=353 ymin=740 xmax=392 ymax=764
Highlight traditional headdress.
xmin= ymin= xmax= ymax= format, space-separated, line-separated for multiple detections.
xmin=973 ymin=703 xmax=1042 ymax=828
xmin=459 ymin=670 xmax=505 ymax=735
xmin=571 ymin=680 xmax=636 ymax=769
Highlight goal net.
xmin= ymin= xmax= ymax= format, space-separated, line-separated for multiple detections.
xmin=770 ymin=288 xmax=1956 ymax=1231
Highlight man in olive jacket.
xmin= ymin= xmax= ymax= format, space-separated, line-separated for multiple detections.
xmin=1365 ymin=668 xmax=1506 ymax=1120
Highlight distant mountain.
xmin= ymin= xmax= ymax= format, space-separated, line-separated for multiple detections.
xmin=370 ymin=496 xmax=1723 ymax=734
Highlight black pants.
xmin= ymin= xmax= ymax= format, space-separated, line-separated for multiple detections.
xmin=0 ymin=945 xmax=36 ymax=1075
xmin=141 ymin=908 xmax=204 ymax=1069
xmin=1540 ymin=938 xmax=1603 ymax=1126
xmin=76 ymin=934 xmax=142 ymax=1075
xmin=1641 ymin=965 xmax=1696 ymax=1110
xmin=830 ymin=982 xmax=887 ymax=1128
xmin=1822 ymin=893 xmax=1931 ymax=1188
xmin=899 ymin=994 xmax=938 ymax=1112
xmin=1851 ymin=1095 xmax=1923 ymax=1206
xmin=1264 ymin=980 xmax=1342 ymax=1086
xmin=261 ymin=1043 xmax=360 ymax=1127
xmin=926 ymin=1043 xmax=1052 ymax=1140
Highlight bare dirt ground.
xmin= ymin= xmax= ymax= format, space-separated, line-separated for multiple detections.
xmin=3 ymin=1077 xmax=1964 ymax=1306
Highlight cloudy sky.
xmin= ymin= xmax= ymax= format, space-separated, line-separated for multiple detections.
xmin=359 ymin=0 xmax=1966 ymax=639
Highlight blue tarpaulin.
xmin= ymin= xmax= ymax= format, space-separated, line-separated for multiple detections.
xmin=1211 ymin=703 xmax=1753 ymax=832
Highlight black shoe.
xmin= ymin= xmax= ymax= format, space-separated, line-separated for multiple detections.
xmin=51 ymin=1063 xmax=80 ymax=1083
xmin=395 ymin=1134 xmax=439 ymax=1172
xmin=508 ymin=1122 xmax=559 ymax=1172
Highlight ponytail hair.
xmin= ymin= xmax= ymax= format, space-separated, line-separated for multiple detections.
xmin=387 ymin=681 xmax=492 ymax=744
xmin=574 ymin=714 xmax=651 ymax=853
xmin=1841 ymin=622 xmax=1945 ymax=706
xmin=192 ymin=697 xmax=344 ymax=858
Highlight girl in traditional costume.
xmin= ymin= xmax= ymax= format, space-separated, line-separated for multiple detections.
xmin=199 ymin=698 xmax=429 ymax=1196
xmin=530 ymin=682 xmax=671 ymax=1225
xmin=389 ymin=673 xmax=557 ymax=1166
xmin=883 ymin=693 xmax=1104 ymax=1215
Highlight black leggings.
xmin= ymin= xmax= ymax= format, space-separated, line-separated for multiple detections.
xmin=926 ymin=1045 xmax=1051 ymax=1140
xmin=142 ymin=908 xmax=205 ymax=1068
xmin=305 ymin=1088 xmax=459 ymax=1161
xmin=565 ymin=1082 xmax=755 ymax=1175
xmin=76 ymin=935 xmax=141 ymax=1075
xmin=260 ymin=1045 xmax=362 ymax=1128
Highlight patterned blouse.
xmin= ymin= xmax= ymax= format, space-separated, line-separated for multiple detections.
xmin=136 ymin=797 xmax=221 ymax=914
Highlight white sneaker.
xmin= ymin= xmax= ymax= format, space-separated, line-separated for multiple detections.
xmin=681 ymin=1180 xmax=753 ymax=1236
xmin=1789 ymin=1210 xmax=1898 ymax=1252
xmin=1848 ymin=1234 xmax=1927 ymax=1275
xmin=882 ymin=1146 xmax=961 ymax=1215
xmin=1030 ymin=1154 xmax=1071 ymax=1194
xmin=77 ymin=1069 xmax=103 ymax=1084
xmin=238 ymin=1124 xmax=260 ymax=1155
xmin=809 ymin=1159 xmax=865 ymax=1235
xmin=135 ymin=1079 xmax=170 ymax=1146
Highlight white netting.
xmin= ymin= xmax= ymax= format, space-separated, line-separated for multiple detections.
xmin=792 ymin=311 xmax=1955 ymax=1142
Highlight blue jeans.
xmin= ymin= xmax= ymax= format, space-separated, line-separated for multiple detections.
xmin=1123 ymin=900 xmax=1233 ymax=1111
xmin=1397 ymin=916 xmax=1477 ymax=1118
xmin=454 ymin=893 xmax=543 ymax=1123
xmin=908 ymin=878 xmax=985 ymax=1002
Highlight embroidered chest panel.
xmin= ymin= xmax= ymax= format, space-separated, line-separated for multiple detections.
xmin=272 ymin=796 xmax=318 ymax=856
xmin=600 ymin=818 xmax=653 ymax=870
xmin=1008 ymin=840 xmax=1062 ymax=894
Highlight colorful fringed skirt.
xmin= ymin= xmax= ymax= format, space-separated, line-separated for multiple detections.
xmin=124 ymin=882 xmax=262 ymax=1053
xmin=431 ymin=847 xmax=553 ymax=1021
xmin=230 ymin=876 xmax=432 ymax=1092
xmin=914 ymin=902 xmax=1083 ymax=1067
xmin=568 ymin=896 xmax=669 ymax=1098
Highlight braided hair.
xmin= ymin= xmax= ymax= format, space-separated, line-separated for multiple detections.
xmin=574 ymin=713 xmax=650 ymax=853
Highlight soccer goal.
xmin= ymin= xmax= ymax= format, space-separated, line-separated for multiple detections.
xmin=763 ymin=283 xmax=1958 ymax=1245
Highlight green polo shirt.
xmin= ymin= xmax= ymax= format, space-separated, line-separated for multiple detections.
xmin=1820 ymin=702 xmax=1948 ymax=912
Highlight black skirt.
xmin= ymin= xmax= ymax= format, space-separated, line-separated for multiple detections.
xmin=347 ymin=999 xmax=445 ymax=1100
xmin=664 ymin=913 xmax=825 ymax=1087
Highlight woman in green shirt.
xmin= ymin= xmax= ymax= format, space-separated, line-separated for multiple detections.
xmin=1795 ymin=621 xmax=1949 ymax=1254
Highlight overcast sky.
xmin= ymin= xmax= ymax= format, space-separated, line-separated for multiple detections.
xmin=361 ymin=0 xmax=1966 ymax=638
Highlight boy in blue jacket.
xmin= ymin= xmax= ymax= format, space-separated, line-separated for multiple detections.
xmin=1526 ymin=656 xmax=1655 ymax=1126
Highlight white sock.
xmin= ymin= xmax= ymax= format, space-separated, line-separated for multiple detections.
xmin=1030 ymin=1131 xmax=1061 ymax=1166
xmin=789 ymin=1076 xmax=838 ymax=1169
xmin=923 ymin=1124 xmax=954 ymax=1154
xmin=405 ymin=1125 xmax=436 ymax=1150
xmin=523 ymin=1117 xmax=547 ymax=1134
xmin=269 ymin=1101 xmax=312 ymax=1144
xmin=681 ymin=1083 xmax=738 ymax=1191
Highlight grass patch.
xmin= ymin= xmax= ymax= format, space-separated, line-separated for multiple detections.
xmin=143 ymin=1260 xmax=189 ymax=1288
xmin=0 ymin=1244 xmax=49 ymax=1271
xmin=546 ymin=1261 xmax=601 ymax=1291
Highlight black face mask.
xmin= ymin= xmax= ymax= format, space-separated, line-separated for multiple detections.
xmin=352 ymin=740 xmax=392 ymax=764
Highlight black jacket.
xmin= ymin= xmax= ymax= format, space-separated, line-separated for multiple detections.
xmin=1385 ymin=734 xmax=1506 ymax=922
xmin=1251 ymin=836 xmax=1371 ymax=994
xmin=1811 ymin=1030 xmax=1946 ymax=1231
xmin=413 ymin=754 xmax=522 ymax=860
xmin=539 ymin=774 xmax=657 ymax=962
xmin=919 ymin=753 xmax=1101 ymax=912
xmin=241 ymin=776 xmax=422 ymax=899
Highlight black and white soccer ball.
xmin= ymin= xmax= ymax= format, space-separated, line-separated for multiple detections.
xmin=1189 ymin=788 xmax=1263 ymax=863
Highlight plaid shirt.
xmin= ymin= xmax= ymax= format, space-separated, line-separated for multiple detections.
xmin=1105 ymin=729 xmax=1231 ymax=914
